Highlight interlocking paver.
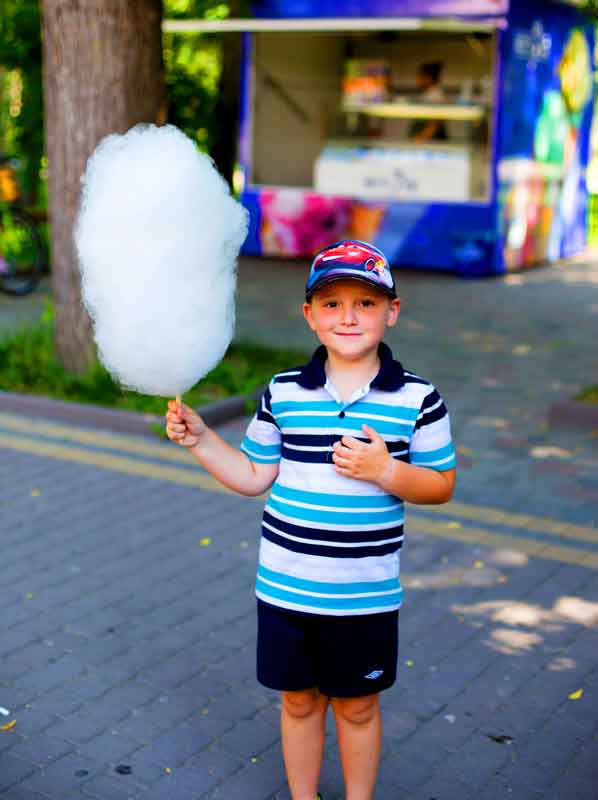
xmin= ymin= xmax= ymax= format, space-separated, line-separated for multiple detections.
xmin=6 ymin=733 xmax=74 ymax=766
xmin=19 ymin=752 xmax=103 ymax=798
xmin=543 ymin=741 xmax=598 ymax=800
xmin=207 ymin=747 xmax=287 ymax=800
xmin=50 ymin=712 xmax=113 ymax=745
xmin=77 ymin=730 xmax=145 ymax=764
xmin=3 ymin=709 xmax=58 ymax=738
xmin=218 ymin=719 xmax=280 ymax=760
xmin=0 ymin=787 xmax=50 ymax=800
xmin=0 ymin=754 xmax=38 ymax=792
xmin=77 ymin=773 xmax=146 ymax=800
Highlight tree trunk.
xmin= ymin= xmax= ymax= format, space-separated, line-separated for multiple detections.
xmin=41 ymin=0 xmax=164 ymax=373
xmin=211 ymin=33 xmax=243 ymax=188
xmin=211 ymin=0 xmax=249 ymax=187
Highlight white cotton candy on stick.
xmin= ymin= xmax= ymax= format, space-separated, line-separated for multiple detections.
xmin=75 ymin=124 xmax=248 ymax=401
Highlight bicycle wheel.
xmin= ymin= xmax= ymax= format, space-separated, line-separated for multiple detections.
xmin=0 ymin=206 xmax=44 ymax=296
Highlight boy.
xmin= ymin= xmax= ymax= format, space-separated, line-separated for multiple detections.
xmin=165 ymin=239 xmax=456 ymax=800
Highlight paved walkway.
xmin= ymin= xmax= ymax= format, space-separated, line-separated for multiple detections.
xmin=1 ymin=256 xmax=598 ymax=799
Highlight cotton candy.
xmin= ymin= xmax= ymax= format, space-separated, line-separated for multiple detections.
xmin=75 ymin=124 xmax=248 ymax=396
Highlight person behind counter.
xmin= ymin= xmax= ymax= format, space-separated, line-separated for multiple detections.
xmin=409 ymin=61 xmax=448 ymax=143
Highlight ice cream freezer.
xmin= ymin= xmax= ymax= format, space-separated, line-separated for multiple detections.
xmin=314 ymin=142 xmax=475 ymax=202
xmin=165 ymin=0 xmax=596 ymax=276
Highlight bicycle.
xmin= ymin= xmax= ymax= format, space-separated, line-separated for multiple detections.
xmin=0 ymin=155 xmax=45 ymax=296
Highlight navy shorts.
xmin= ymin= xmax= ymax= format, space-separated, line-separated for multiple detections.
xmin=257 ymin=599 xmax=399 ymax=698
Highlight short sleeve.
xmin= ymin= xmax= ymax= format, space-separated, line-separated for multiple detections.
xmin=409 ymin=385 xmax=456 ymax=471
xmin=241 ymin=382 xmax=282 ymax=464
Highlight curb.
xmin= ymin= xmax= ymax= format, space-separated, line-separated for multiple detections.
xmin=0 ymin=388 xmax=263 ymax=438
xmin=548 ymin=398 xmax=598 ymax=431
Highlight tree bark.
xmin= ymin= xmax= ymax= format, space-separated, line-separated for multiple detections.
xmin=41 ymin=0 xmax=164 ymax=373
xmin=211 ymin=0 xmax=248 ymax=187
xmin=211 ymin=33 xmax=243 ymax=188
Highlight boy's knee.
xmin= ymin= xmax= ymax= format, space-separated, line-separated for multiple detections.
xmin=282 ymin=689 xmax=326 ymax=720
xmin=333 ymin=694 xmax=379 ymax=726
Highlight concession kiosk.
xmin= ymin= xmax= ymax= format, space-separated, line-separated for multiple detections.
xmin=166 ymin=0 xmax=596 ymax=275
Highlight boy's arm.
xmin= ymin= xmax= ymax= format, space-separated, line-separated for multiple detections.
xmin=166 ymin=400 xmax=279 ymax=497
xmin=190 ymin=427 xmax=279 ymax=497
xmin=378 ymin=460 xmax=455 ymax=504
xmin=332 ymin=423 xmax=456 ymax=504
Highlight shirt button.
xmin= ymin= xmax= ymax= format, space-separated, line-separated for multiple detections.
xmin=339 ymin=411 xmax=345 ymax=418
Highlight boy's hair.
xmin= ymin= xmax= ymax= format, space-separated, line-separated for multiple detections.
xmin=419 ymin=61 xmax=444 ymax=83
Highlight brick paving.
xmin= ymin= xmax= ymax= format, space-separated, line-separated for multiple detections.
xmin=1 ymin=256 xmax=598 ymax=798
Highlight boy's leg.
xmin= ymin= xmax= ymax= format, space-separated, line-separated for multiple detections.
xmin=281 ymin=688 xmax=328 ymax=800
xmin=330 ymin=693 xmax=382 ymax=800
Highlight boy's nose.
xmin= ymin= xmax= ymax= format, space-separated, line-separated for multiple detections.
xmin=341 ymin=305 xmax=358 ymax=324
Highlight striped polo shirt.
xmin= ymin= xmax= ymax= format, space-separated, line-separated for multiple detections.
xmin=241 ymin=342 xmax=456 ymax=616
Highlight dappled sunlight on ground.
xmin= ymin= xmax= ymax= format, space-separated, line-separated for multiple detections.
xmin=469 ymin=415 xmax=511 ymax=430
xmin=546 ymin=655 xmax=577 ymax=671
xmin=401 ymin=527 xmax=597 ymax=708
xmin=450 ymin=594 xmax=598 ymax=657
xmin=530 ymin=445 xmax=574 ymax=459
xmin=452 ymin=595 xmax=598 ymax=630
xmin=501 ymin=249 xmax=598 ymax=288
xmin=403 ymin=562 xmax=509 ymax=591
xmin=547 ymin=265 xmax=598 ymax=285
xmin=488 ymin=627 xmax=544 ymax=655
xmin=487 ymin=549 xmax=530 ymax=567
xmin=553 ymin=595 xmax=598 ymax=626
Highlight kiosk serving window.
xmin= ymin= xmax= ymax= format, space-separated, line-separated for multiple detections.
xmin=250 ymin=28 xmax=496 ymax=202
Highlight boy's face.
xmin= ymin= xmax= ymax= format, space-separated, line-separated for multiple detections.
xmin=303 ymin=279 xmax=400 ymax=362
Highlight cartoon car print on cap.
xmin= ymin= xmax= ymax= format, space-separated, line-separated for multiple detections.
xmin=307 ymin=240 xmax=395 ymax=295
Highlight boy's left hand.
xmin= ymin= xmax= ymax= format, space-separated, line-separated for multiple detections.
xmin=332 ymin=424 xmax=394 ymax=485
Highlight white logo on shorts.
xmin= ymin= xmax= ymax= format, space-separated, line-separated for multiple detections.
xmin=364 ymin=669 xmax=384 ymax=679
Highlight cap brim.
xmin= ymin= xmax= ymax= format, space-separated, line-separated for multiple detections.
xmin=306 ymin=274 xmax=396 ymax=299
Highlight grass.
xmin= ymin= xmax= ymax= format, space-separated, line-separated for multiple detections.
xmin=0 ymin=301 xmax=310 ymax=417
xmin=575 ymin=386 xmax=598 ymax=405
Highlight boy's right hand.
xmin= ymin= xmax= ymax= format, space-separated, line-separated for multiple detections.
xmin=165 ymin=400 xmax=207 ymax=449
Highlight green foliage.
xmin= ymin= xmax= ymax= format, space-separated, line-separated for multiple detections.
xmin=575 ymin=386 xmax=598 ymax=404
xmin=163 ymin=0 xmax=231 ymax=152
xmin=163 ymin=35 xmax=222 ymax=152
xmin=583 ymin=1 xmax=598 ymax=20
xmin=165 ymin=0 xmax=231 ymax=20
xmin=0 ymin=301 xmax=309 ymax=415
xmin=0 ymin=0 xmax=240 ymax=259
xmin=0 ymin=1 xmax=44 ymax=204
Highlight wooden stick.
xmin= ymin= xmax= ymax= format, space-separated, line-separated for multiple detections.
xmin=175 ymin=394 xmax=182 ymax=409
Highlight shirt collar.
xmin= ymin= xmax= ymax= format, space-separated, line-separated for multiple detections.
xmin=297 ymin=342 xmax=405 ymax=392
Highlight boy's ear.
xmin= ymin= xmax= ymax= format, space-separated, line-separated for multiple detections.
xmin=303 ymin=301 xmax=317 ymax=331
xmin=386 ymin=297 xmax=401 ymax=327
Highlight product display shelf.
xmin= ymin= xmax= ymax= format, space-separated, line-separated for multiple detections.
xmin=341 ymin=101 xmax=487 ymax=122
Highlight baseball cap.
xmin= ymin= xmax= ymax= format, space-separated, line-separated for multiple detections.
xmin=305 ymin=240 xmax=396 ymax=300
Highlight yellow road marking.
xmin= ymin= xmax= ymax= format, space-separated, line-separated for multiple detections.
xmin=1 ymin=429 xmax=597 ymax=570
xmin=0 ymin=432 xmax=226 ymax=495
xmin=423 ymin=501 xmax=597 ymax=545
xmin=408 ymin=516 xmax=598 ymax=570
xmin=0 ymin=410 xmax=190 ymax=465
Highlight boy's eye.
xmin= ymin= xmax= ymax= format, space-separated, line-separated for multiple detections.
xmin=324 ymin=301 xmax=338 ymax=308
xmin=361 ymin=299 xmax=375 ymax=307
